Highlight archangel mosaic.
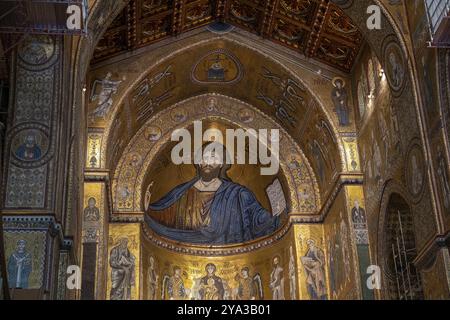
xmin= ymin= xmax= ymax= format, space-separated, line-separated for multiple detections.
xmin=0 ymin=0 xmax=449 ymax=300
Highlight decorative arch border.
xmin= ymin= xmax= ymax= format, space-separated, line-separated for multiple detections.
xmin=141 ymin=216 xmax=295 ymax=256
xmin=99 ymin=34 xmax=346 ymax=173
xmin=111 ymin=93 xmax=321 ymax=215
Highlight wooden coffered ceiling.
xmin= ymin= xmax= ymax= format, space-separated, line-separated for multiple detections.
xmin=92 ymin=0 xmax=363 ymax=72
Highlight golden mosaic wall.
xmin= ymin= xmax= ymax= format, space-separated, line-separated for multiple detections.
xmin=102 ymin=222 xmax=337 ymax=300
xmin=323 ymin=188 xmax=360 ymax=300
xmin=142 ymin=228 xmax=297 ymax=300
xmin=107 ymin=223 xmax=141 ymax=300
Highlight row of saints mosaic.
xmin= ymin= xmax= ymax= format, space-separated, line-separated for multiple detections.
xmin=108 ymin=238 xmax=329 ymax=300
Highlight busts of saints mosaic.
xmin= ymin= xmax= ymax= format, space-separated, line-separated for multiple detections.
xmin=145 ymin=142 xmax=285 ymax=244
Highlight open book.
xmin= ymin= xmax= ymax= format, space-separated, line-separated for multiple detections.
xmin=266 ymin=178 xmax=287 ymax=216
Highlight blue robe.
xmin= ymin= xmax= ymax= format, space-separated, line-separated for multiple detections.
xmin=7 ymin=252 xmax=32 ymax=289
xmin=15 ymin=145 xmax=41 ymax=160
xmin=146 ymin=179 xmax=280 ymax=244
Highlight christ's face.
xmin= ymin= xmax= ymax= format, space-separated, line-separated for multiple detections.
xmin=241 ymin=269 xmax=249 ymax=278
xmin=199 ymin=150 xmax=223 ymax=181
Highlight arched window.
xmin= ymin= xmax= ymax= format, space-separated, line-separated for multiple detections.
xmin=384 ymin=194 xmax=424 ymax=300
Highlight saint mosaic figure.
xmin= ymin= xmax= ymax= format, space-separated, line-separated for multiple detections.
xmin=109 ymin=238 xmax=135 ymax=300
xmin=15 ymin=133 xmax=42 ymax=161
xmin=331 ymin=78 xmax=350 ymax=126
xmin=371 ymin=131 xmax=382 ymax=183
xmin=147 ymin=256 xmax=158 ymax=300
xmin=288 ymin=245 xmax=297 ymax=300
xmin=388 ymin=51 xmax=404 ymax=89
xmin=90 ymin=72 xmax=123 ymax=119
xmin=84 ymin=197 xmax=100 ymax=222
xmin=146 ymin=142 xmax=284 ymax=245
xmin=339 ymin=211 xmax=351 ymax=278
xmin=269 ymin=256 xmax=285 ymax=300
xmin=165 ymin=266 xmax=189 ymax=300
xmin=7 ymin=240 xmax=32 ymax=289
xmin=328 ymin=228 xmax=338 ymax=299
xmin=301 ymin=239 xmax=327 ymax=300
xmin=233 ymin=267 xmax=263 ymax=300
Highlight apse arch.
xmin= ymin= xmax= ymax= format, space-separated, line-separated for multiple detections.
xmin=111 ymin=94 xmax=321 ymax=216
xmin=98 ymin=35 xmax=346 ymax=176
xmin=76 ymin=1 xmax=432 ymax=196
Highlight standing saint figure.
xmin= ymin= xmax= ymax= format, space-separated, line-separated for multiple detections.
xmin=167 ymin=266 xmax=188 ymax=300
xmin=339 ymin=211 xmax=351 ymax=278
xmin=301 ymin=239 xmax=327 ymax=300
xmin=331 ymin=78 xmax=350 ymax=126
xmin=371 ymin=131 xmax=382 ymax=183
xmin=7 ymin=240 xmax=32 ymax=289
xmin=234 ymin=267 xmax=260 ymax=300
xmin=146 ymin=141 xmax=283 ymax=245
xmin=269 ymin=256 xmax=285 ymax=300
xmin=147 ymin=256 xmax=158 ymax=300
xmin=288 ymin=246 xmax=297 ymax=300
xmin=90 ymin=72 xmax=123 ymax=119
xmin=311 ymin=141 xmax=326 ymax=184
xmin=328 ymin=227 xmax=338 ymax=299
xmin=378 ymin=111 xmax=391 ymax=163
xmin=109 ymin=238 xmax=135 ymax=300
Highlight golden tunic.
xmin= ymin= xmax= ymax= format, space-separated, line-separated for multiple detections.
xmin=149 ymin=187 xmax=215 ymax=230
